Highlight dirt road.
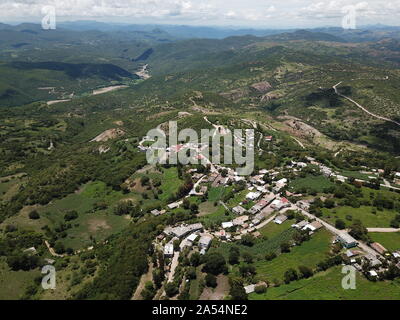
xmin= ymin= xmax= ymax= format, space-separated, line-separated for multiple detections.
xmin=333 ymin=82 xmax=400 ymax=127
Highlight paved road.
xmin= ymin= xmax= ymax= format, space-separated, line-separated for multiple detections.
xmin=167 ymin=251 xmax=180 ymax=283
xmin=333 ymin=82 xmax=400 ymax=127
xmin=255 ymin=214 xmax=277 ymax=230
xmin=189 ymin=175 xmax=206 ymax=196
xmin=367 ymin=228 xmax=400 ymax=233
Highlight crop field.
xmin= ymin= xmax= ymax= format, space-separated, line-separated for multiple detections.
xmin=289 ymin=175 xmax=335 ymax=193
xmin=250 ymin=266 xmax=400 ymax=300
xmin=259 ymin=219 xmax=295 ymax=239
xmin=254 ymin=229 xmax=332 ymax=283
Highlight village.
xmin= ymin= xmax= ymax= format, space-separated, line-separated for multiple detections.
xmin=136 ymin=130 xmax=400 ymax=297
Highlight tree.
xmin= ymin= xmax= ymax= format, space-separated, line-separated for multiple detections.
xmin=190 ymin=252 xmax=201 ymax=267
xmin=141 ymin=281 xmax=156 ymax=300
xmin=186 ymin=267 xmax=197 ymax=280
xmin=242 ymin=252 xmax=254 ymax=264
xmin=255 ymin=285 xmax=267 ymax=294
xmin=29 ymin=210 xmax=40 ymax=220
xmin=228 ymin=247 xmax=240 ymax=265
xmin=284 ymin=268 xmax=298 ymax=284
xmin=229 ymin=278 xmax=248 ymax=300
xmin=298 ymin=265 xmax=313 ymax=279
xmin=240 ymin=234 xmax=256 ymax=247
xmin=64 ymin=210 xmax=78 ymax=221
xmin=205 ymin=273 xmax=217 ymax=288
xmin=182 ymin=198 xmax=190 ymax=210
xmin=265 ymin=252 xmax=277 ymax=261
xmin=202 ymin=252 xmax=227 ymax=275
xmin=165 ymin=282 xmax=179 ymax=297
xmin=239 ymin=264 xmax=256 ymax=277
xmin=54 ymin=241 xmax=65 ymax=254
xmin=335 ymin=219 xmax=346 ymax=230
xmin=280 ymin=242 xmax=291 ymax=253
xmin=349 ymin=220 xmax=369 ymax=242
xmin=324 ymin=199 xmax=335 ymax=209
xmin=153 ymin=269 xmax=165 ymax=289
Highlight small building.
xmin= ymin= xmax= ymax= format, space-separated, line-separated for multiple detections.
xmin=222 ymin=221 xmax=234 ymax=229
xmin=167 ymin=202 xmax=180 ymax=210
xmin=337 ymin=234 xmax=359 ymax=249
xmin=292 ymin=220 xmax=308 ymax=229
xmin=233 ymin=215 xmax=250 ymax=226
xmin=248 ymin=199 xmax=269 ymax=215
xmin=274 ymin=215 xmax=288 ymax=225
xmin=371 ymin=242 xmax=388 ymax=255
xmin=244 ymin=284 xmax=255 ymax=294
xmin=296 ymin=200 xmax=311 ymax=211
xmin=264 ymin=136 xmax=273 ymax=142
xmin=164 ymin=243 xmax=174 ymax=258
xmin=165 ymin=223 xmax=204 ymax=239
xmin=303 ymin=221 xmax=323 ymax=232
xmin=270 ymin=198 xmax=290 ymax=211
xmin=369 ymin=270 xmax=378 ymax=277
xmin=232 ymin=205 xmax=247 ymax=215
xmin=246 ymin=192 xmax=261 ymax=201
xmin=151 ymin=209 xmax=166 ymax=216
xmin=364 ymin=254 xmax=382 ymax=267
xmin=321 ymin=166 xmax=332 ymax=177
xmin=187 ymin=233 xmax=199 ymax=243
xmin=199 ymin=235 xmax=213 ymax=250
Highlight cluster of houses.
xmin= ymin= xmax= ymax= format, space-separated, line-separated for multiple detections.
xmin=160 ymin=223 xmax=214 ymax=258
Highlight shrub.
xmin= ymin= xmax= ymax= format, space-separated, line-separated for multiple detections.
xmin=29 ymin=210 xmax=40 ymax=220
xmin=254 ymin=285 xmax=267 ymax=294
xmin=205 ymin=273 xmax=217 ymax=288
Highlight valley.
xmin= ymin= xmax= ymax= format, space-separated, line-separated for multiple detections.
xmin=0 ymin=21 xmax=400 ymax=302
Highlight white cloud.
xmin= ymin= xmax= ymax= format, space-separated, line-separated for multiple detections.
xmin=0 ymin=0 xmax=399 ymax=27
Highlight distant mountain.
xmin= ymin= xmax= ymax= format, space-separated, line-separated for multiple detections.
xmin=265 ymin=30 xmax=346 ymax=42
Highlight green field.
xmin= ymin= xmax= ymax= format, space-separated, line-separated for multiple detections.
xmin=289 ymin=175 xmax=335 ymax=193
xmin=250 ymin=266 xmax=400 ymax=300
xmin=322 ymin=206 xmax=396 ymax=228
xmin=254 ymin=229 xmax=332 ymax=283
xmin=0 ymin=259 xmax=40 ymax=300
xmin=259 ymin=219 xmax=295 ymax=239
xmin=369 ymin=232 xmax=400 ymax=252
xmin=2 ymin=181 xmax=131 ymax=250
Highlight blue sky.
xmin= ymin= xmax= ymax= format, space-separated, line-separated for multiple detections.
xmin=1 ymin=0 xmax=400 ymax=28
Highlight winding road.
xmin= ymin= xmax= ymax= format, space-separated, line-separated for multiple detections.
xmin=333 ymin=82 xmax=400 ymax=127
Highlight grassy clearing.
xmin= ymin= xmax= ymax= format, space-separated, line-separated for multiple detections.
xmin=0 ymin=258 xmax=40 ymax=300
xmin=259 ymin=219 xmax=295 ymax=239
xmin=254 ymin=229 xmax=332 ymax=283
xmin=207 ymin=187 xmax=226 ymax=202
xmin=369 ymin=232 xmax=400 ymax=252
xmin=289 ymin=175 xmax=335 ymax=193
xmin=2 ymin=181 xmax=131 ymax=250
xmin=250 ymin=266 xmax=400 ymax=300
xmin=322 ymin=206 xmax=396 ymax=228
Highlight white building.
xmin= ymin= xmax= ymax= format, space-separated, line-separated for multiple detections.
xmin=246 ymin=192 xmax=261 ymax=201
xmin=164 ymin=243 xmax=174 ymax=258
xmin=198 ymin=235 xmax=213 ymax=250
xmin=222 ymin=221 xmax=234 ymax=229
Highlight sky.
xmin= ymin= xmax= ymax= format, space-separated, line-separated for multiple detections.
xmin=1 ymin=0 xmax=400 ymax=28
